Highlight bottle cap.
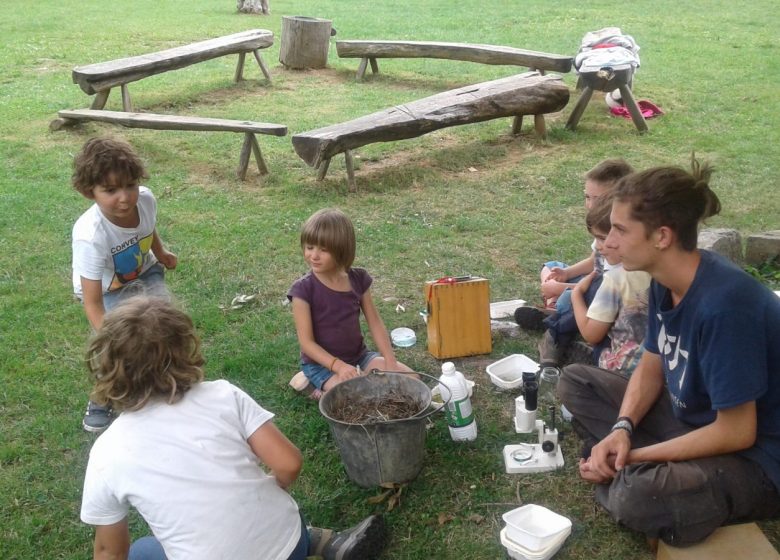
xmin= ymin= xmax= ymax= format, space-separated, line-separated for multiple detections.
xmin=441 ymin=362 xmax=456 ymax=374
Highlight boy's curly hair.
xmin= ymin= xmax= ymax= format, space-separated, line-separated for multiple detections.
xmin=72 ymin=137 xmax=148 ymax=197
xmin=86 ymin=297 xmax=204 ymax=412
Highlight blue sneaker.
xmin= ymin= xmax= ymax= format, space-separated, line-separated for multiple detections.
xmin=83 ymin=401 xmax=114 ymax=433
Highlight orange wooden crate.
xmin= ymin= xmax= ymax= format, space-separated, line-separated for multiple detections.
xmin=425 ymin=278 xmax=492 ymax=359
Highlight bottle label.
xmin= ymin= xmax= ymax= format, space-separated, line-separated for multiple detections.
xmin=445 ymin=397 xmax=474 ymax=427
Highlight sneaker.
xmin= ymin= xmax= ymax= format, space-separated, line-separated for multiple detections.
xmin=513 ymin=306 xmax=552 ymax=331
xmin=83 ymin=401 xmax=114 ymax=433
xmin=310 ymin=515 xmax=386 ymax=560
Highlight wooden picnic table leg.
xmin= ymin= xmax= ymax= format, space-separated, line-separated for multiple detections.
xmin=565 ymin=86 xmax=594 ymax=131
xmin=511 ymin=115 xmax=524 ymax=136
xmin=533 ymin=114 xmax=547 ymax=139
xmin=252 ymin=50 xmax=272 ymax=83
xmin=344 ymin=150 xmax=356 ymax=192
xmin=237 ymin=133 xmax=252 ymax=180
xmin=617 ymin=84 xmax=648 ymax=133
xmin=247 ymin=133 xmax=269 ymax=175
xmin=235 ymin=52 xmax=247 ymax=82
xmin=121 ymin=84 xmax=132 ymax=112
xmin=356 ymin=57 xmax=369 ymax=81
xmin=91 ymin=89 xmax=110 ymax=110
xmin=316 ymin=158 xmax=331 ymax=181
xmin=369 ymin=57 xmax=379 ymax=74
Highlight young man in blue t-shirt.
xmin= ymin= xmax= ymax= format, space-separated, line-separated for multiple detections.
xmin=559 ymin=161 xmax=780 ymax=546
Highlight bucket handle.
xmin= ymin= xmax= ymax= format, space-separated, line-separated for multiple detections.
xmin=367 ymin=369 xmax=452 ymax=420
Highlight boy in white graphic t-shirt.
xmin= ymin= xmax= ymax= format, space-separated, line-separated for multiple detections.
xmin=71 ymin=137 xmax=177 ymax=432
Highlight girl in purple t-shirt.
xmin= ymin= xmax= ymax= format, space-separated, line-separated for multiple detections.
xmin=288 ymin=208 xmax=413 ymax=393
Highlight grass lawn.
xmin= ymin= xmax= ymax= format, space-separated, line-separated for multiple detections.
xmin=1 ymin=1 xmax=779 ymax=558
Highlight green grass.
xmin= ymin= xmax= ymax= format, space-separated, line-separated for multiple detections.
xmin=1 ymin=1 xmax=780 ymax=558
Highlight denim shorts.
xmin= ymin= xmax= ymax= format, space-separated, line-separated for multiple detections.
xmin=302 ymin=351 xmax=381 ymax=390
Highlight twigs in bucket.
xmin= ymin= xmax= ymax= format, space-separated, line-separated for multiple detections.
xmin=329 ymin=389 xmax=423 ymax=424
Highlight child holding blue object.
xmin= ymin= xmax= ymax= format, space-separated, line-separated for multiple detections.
xmin=288 ymin=208 xmax=413 ymax=393
xmin=71 ymin=137 xmax=177 ymax=432
xmin=515 ymin=159 xmax=634 ymax=367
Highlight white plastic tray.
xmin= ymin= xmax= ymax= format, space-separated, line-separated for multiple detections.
xmin=490 ymin=299 xmax=526 ymax=319
xmin=486 ymin=354 xmax=539 ymax=390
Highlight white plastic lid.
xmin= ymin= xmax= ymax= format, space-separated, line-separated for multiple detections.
xmin=441 ymin=362 xmax=456 ymax=375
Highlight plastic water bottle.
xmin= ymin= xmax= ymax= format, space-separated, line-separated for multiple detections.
xmin=439 ymin=362 xmax=478 ymax=442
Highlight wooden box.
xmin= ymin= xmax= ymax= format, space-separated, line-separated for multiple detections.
xmin=425 ymin=277 xmax=491 ymax=359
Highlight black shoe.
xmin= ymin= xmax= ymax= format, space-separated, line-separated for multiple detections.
xmin=513 ymin=306 xmax=550 ymax=331
xmin=320 ymin=515 xmax=386 ymax=560
xmin=83 ymin=401 xmax=115 ymax=433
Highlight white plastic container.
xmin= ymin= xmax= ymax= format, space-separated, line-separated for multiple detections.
xmin=438 ymin=362 xmax=477 ymax=441
xmin=499 ymin=527 xmax=570 ymax=560
xmin=390 ymin=327 xmax=416 ymax=347
xmin=502 ymin=504 xmax=572 ymax=552
xmin=490 ymin=299 xmax=527 ymax=319
xmin=486 ymin=354 xmax=540 ymax=390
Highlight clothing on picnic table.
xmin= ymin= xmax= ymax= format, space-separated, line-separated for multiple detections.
xmin=72 ymin=186 xmax=159 ymax=297
xmin=287 ymin=268 xmax=372 ymax=366
xmin=586 ymin=266 xmax=650 ymax=376
xmin=574 ymin=27 xmax=640 ymax=73
xmin=80 ymin=380 xmax=302 ymax=560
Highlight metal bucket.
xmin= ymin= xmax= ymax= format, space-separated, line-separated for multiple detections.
xmin=319 ymin=370 xmax=440 ymax=488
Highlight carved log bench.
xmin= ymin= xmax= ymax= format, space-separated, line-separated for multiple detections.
xmin=335 ymin=40 xmax=573 ymax=81
xmin=51 ymin=109 xmax=287 ymax=180
xmin=70 ymin=29 xmax=275 ymax=112
xmin=291 ymin=71 xmax=569 ymax=190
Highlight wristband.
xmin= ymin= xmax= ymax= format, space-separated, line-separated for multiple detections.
xmin=611 ymin=416 xmax=634 ymax=436
xmin=329 ymin=357 xmax=339 ymax=372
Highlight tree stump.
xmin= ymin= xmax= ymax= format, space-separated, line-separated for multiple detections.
xmin=279 ymin=16 xmax=332 ymax=69
xmin=237 ymin=0 xmax=269 ymax=15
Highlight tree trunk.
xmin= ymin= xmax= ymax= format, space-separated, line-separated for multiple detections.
xmin=237 ymin=0 xmax=269 ymax=15
xmin=279 ymin=16 xmax=332 ymax=69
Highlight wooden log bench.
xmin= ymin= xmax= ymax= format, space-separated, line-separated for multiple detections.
xmin=291 ymin=71 xmax=569 ymax=190
xmin=335 ymin=40 xmax=573 ymax=81
xmin=51 ymin=109 xmax=287 ymax=180
xmin=71 ymin=29 xmax=275 ymax=112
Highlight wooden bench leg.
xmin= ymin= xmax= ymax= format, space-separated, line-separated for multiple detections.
xmin=316 ymin=158 xmax=331 ymax=181
xmin=369 ymin=57 xmax=379 ymax=74
xmin=356 ymin=57 xmax=369 ymax=81
xmin=618 ymin=84 xmax=648 ymax=133
xmin=248 ymin=133 xmax=269 ymax=175
xmin=235 ymin=52 xmax=247 ymax=82
xmin=237 ymin=133 xmax=252 ymax=180
xmin=511 ymin=115 xmax=524 ymax=136
xmin=91 ymin=89 xmax=110 ymax=110
xmin=533 ymin=114 xmax=547 ymax=139
xmin=344 ymin=150 xmax=357 ymax=192
xmin=252 ymin=50 xmax=272 ymax=83
xmin=121 ymin=84 xmax=132 ymax=112
xmin=565 ymin=86 xmax=594 ymax=131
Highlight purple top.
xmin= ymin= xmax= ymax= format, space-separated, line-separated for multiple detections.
xmin=287 ymin=268 xmax=373 ymax=365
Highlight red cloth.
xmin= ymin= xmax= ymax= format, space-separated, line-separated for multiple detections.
xmin=610 ymin=100 xmax=664 ymax=119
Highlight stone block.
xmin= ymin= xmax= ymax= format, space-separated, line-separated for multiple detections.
xmin=697 ymin=228 xmax=742 ymax=263
xmin=746 ymin=231 xmax=780 ymax=266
